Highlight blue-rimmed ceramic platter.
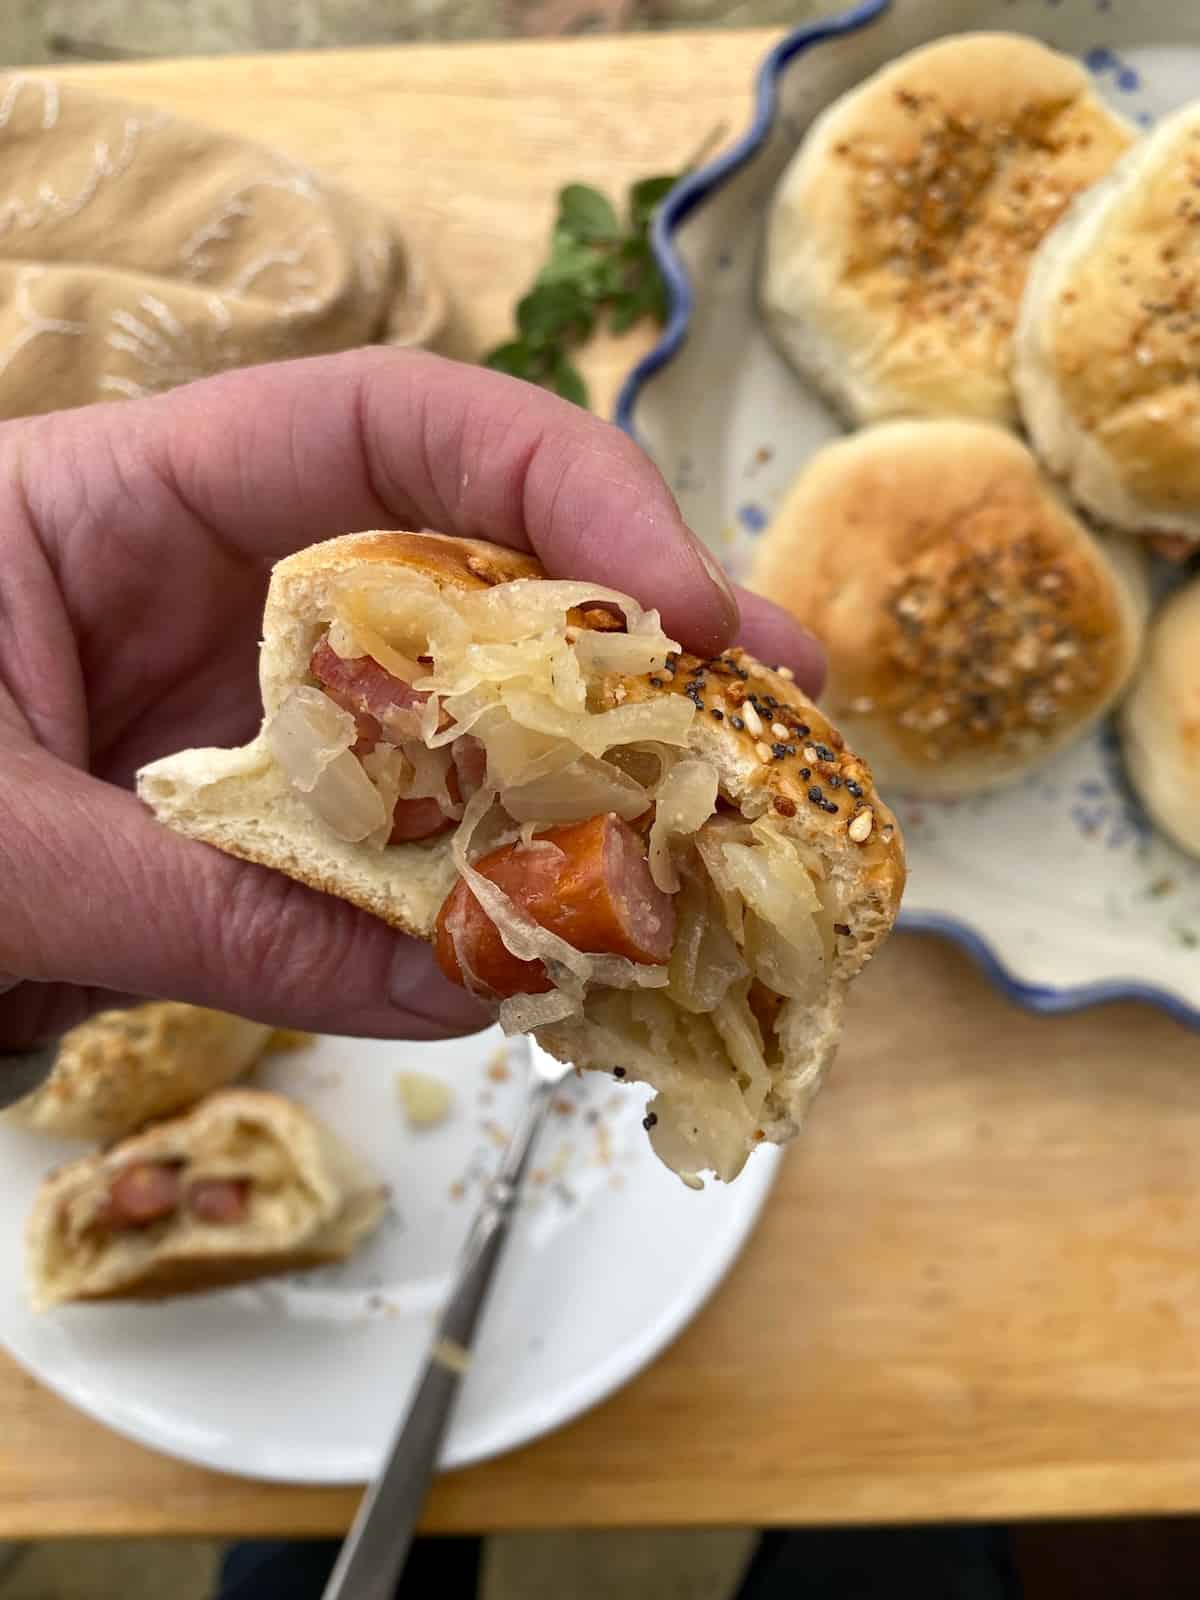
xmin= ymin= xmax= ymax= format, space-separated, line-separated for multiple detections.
xmin=618 ymin=0 xmax=1200 ymax=1027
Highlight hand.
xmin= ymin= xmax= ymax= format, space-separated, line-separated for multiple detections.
xmin=0 ymin=348 xmax=823 ymax=1050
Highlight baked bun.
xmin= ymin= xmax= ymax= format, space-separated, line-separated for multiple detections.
xmin=4 ymin=1003 xmax=275 ymax=1143
xmin=27 ymin=1088 xmax=385 ymax=1308
xmin=1016 ymin=102 xmax=1200 ymax=544
xmin=761 ymin=33 xmax=1133 ymax=428
xmin=747 ymin=422 xmax=1150 ymax=796
xmin=138 ymin=531 xmax=904 ymax=1184
xmin=1119 ymin=576 xmax=1200 ymax=858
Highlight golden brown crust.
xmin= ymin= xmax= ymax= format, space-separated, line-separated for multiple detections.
xmin=748 ymin=422 xmax=1147 ymax=793
xmin=1038 ymin=109 xmax=1200 ymax=524
xmin=608 ymin=647 xmax=904 ymax=907
xmin=763 ymin=33 xmax=1132 ymax=424
xmin=274 ymin=528 xmax=544 ymax=592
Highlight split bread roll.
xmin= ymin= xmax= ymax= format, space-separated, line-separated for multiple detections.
xmin=761 ymin=33 xmax=1133 ymax=428
xmin=1119 ymin=577 xmax=1200 ymax=859
xmin=27 ymin=1088 xmax=386 ymax=1309
xmin=1016 ymin=101 xmax=1200 ymax=545
xmin=137 ymin=531 xmax=905 ymax=1184
xmin=4 ymin=1003 xmax=276 ymax=1143
xmin=747 ymin=422 xmax=1150 ymax=796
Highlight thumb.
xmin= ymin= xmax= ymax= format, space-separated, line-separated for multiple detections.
xmin=2 ymin=749 xmax=491 ymax=1041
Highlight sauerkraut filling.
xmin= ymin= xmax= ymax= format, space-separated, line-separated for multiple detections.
xmin=264 ymin=570 xmax=838 ymax=1181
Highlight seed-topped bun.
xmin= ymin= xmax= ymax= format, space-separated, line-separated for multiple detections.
xmin=1119 ymin=576 xmax=1200 ymax=859
xmin=1016 ymin=102 xmax=1200 ymax=544
xmin=138 ymin=531 xmax=904 ymax=1184
xmin=747 ymin=422 xmax=1150 ymax=796
xmin=761 ymin=33 xmax=1133 ymax=428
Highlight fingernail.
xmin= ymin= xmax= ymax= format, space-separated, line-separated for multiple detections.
xmin=689 ymin=535 xmax=739 ymax=625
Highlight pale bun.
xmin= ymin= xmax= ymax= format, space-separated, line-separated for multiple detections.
xmin=27 ymin=1088 xmax=385 ymax=1308
xmin=747 ymin=421 xmax=1150 ymax=796
xmin=1016 ymin=101 xmax=1200 ymax=544
xmin=1119 ymin=576 xmax=1200 ymax=859
xmin=761 ymin=32 xmax=1133 ymax=428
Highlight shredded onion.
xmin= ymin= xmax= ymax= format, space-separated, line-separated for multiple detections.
xmin=667 ymin=869 xmax=747 ymax=1013
xmin=572 ymin=629 xmax=670 ymax=678
xmin=712 ymin=987 xmax=771 ymax=1118
xmin=647 ymin=759 xmax=718 ymax=892
xmin=399 ymin=741 xmax=460 ymax=819
xmin=502 ymin=756 xmax=648 ymax=825
xmin=360 ymin=744 xmax=410 ymax=850
xmin=504 ymin=690 xmax=694 ymax=757
xmin=498 ymin=990 xmax=579 ymax=1035
xmin=266 ymin=686 xmax=390 ymax=841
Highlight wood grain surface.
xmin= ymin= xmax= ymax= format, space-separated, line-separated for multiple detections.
xmin=2 ymin=31 xmax=1199 ymax=1540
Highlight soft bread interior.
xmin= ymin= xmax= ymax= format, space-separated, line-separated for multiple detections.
xmin=27 ymin=1088 xmax=385 ymax=1308
xmin=139 ymin=533 xmax=904 ymax=1183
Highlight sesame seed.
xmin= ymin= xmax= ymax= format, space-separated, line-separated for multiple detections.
xmin=803 ymin=746 xmax=819 ymax=764
xmin=710 ymin=708 xmax=724 ymax=720
xmin=649 ymin=676 xmax=663 ymax=688
xmin=772 ymin=742 xmax=790 ymax=760
xmin=807 ymin=786 xmax=823 ymax=804
xmin=730 ymin=716 xmax=745 ymax=731
xmin=755 ymin=741 xmax=773 ymax=764
xmin=771 ymin=721 xmax=789 ymax=740
xmin=742 ymin=702 xmax=764 ymax=736
xmin=799 ymin=767 xmax=811 ymax=780
xmin=846 ymin=779 xmax=863 ymax=798
xmin=828 ymin=775 xmax=841 ymax=789
xmin=777 ymin=665 xmax=796 ymax=680
xmin=848 ymin=808 xmax=874 ymax=843
xmin=795 ymin=723 xmax=810 ymax=737
xmin=815 ymin=744 xmax=836 ymax=762
xmin=823 ymin=800 xmax=839 ymax=814
xmin=642 ymin=1112 xmax=658 ymax=1130
xmin=613 ymin=1067 xmax=626 ymax=1079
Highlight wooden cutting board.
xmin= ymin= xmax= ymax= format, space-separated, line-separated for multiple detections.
xmin=2 ymin=30 xmax=1200 ymax=1539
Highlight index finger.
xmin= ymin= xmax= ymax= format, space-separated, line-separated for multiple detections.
xmin=19 ymin=348 xmax=822 ymax=682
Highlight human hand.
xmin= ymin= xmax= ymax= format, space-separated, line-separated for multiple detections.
xmin=0 ymin=348 xmax=823 ymax=1050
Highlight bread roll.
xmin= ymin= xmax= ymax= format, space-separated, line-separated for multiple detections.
xmin=761 ymin=33 xmax=1133 ymax=428
xmin=27 ymin=1088 xmax=385 ymax=1308
xmin=1016 ymin=102 xmax=1200 ymax=544
xmin=746 ymin=422 xmax=1150 ymax=796
xmin=4 ymin=1003 xmax=274 ymax=1143
xmin=137 ymin=531 xmax=905 ymax=1183
xmin=1119 ymin=576 xmax=1200 ymax=858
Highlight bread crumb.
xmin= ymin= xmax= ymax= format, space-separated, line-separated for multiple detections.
xmin=395 ymin=1071 xmax=455 ymax=1129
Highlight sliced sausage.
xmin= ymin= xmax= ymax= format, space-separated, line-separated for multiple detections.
xmin=103 ymin=1162 xmax=183 ymax=1228
xmin=188 ymin=1178 xmax=251 ymax=1225
xmin=434 ymin=813 xmax=677 ymax=998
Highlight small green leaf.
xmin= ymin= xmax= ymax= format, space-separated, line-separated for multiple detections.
xmin=629 ymin=174 xmax=677 ymax=234
xmin=482 ymin=340 xmax=537 ymax=378
xmin=517 ymin=282 xmax=594 ymax=347
xmin=557 ymin=183 xmax=621 ymax=242
xmin=548 ymin=354 xmax=589 ymax=408
xmin=535 ymin=234 xmax=606 ymax=292
xmin=608 ymin=291 xmax=640 ymax=336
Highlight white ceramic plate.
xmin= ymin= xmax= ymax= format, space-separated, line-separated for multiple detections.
xmin=618 ymin=0 xmax=1200 ymax=1027
xmin=0 ymin=1032 xmax=778 ymax=1482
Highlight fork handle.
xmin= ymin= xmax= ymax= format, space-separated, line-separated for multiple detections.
xmin=321 ymin=1074 xmax=556 ymax=1600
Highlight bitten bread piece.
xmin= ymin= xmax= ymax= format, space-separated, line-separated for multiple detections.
xmin=1016 ymin=102 xmax=1200 ymax=545
xmin=4 ymin=1004 xmax=275 ymax=1143
xmin=1119 ymin=576 xmax=1200 ymax=858
xmin=137 ymin=531 xmax=904 ymax=1184
xmin=761 ymin=33 xmax=1133 ymax=427
xmin=747 ymin=421 xmax=1150 ymax=796
xmin=27 ymin=1088 xmax=385 ymax=1308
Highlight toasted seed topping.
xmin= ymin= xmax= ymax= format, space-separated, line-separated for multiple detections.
xmin=771 ymin=721 xmax=790 ymax=740
xmin=755 ymin=740 xmax=773 ymax=764
xmin=849 ymin=808 xmax=875 ymax=843
xmin=742 ymin=701 xmax=764 ymax=736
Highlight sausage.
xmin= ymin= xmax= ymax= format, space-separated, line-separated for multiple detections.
xmin=434 ymin=813 xmax=676 ymax=998
xmin=103 ymin=1162 xmax=183 ymax=1228
xmin=188 ymin=1178 xmax=251 ymax=1225
xmin=310 ymin=635 xmax=458 ymax=844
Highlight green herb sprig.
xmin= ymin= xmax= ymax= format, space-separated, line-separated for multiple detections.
xmin=482 ymin=174 xmax=679 ymax=409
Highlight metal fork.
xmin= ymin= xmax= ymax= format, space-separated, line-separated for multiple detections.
xmin=321 ymin=1032 xmax=574 ymax=1600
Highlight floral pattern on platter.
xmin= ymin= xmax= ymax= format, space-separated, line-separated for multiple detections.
xmin=617 ymin=0 xmax=1200 ymax=1025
